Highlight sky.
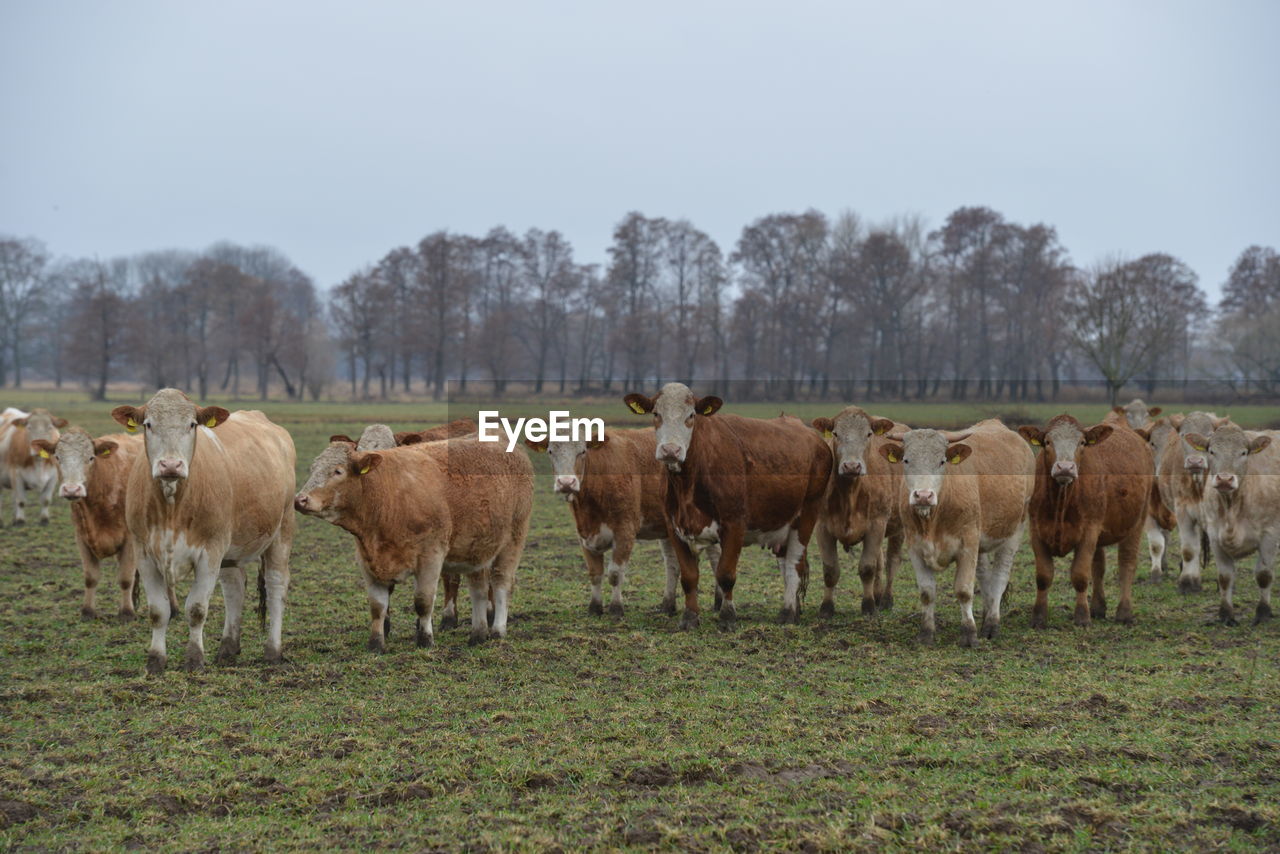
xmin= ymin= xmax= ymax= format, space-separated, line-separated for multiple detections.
xmin=2 ymin=1 xmax=1277 ymax=299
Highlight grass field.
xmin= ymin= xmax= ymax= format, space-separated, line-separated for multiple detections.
xmin=1 ymin=395 xmax=1278 ymax=850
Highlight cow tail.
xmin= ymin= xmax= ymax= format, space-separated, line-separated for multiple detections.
xmin=257 ymin=564 xmax=267 ymax=627
xmin=797 ymin=549 xmax=809 ymax=606
xmin=1200 ymin=530 xmax=1211 ymax=570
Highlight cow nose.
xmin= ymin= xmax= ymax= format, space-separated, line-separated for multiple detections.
xmin=1185 ymin=455 xmax=1206 ymax=471
xmin=293 ymin=493 xmax=310 ymax=511
xmin=554 ymin=475 xmax=579 ymax=493
xmin=839 ymin=460 xmax=864 ymax=477
xmin=1214 ymin=474 xmax=1236 ymax=491
xmin=60 ymin=483 xmax=85 ymax=500
xmin=658 ymin=443 xmax=682 ymax=461
xmin=911 ymin=489 xmax=935 ymax=505
xmin=1051 ymin=461 xmax=1077 ymax=479
xmin=156 ymin=458 xmax=184 ymax=478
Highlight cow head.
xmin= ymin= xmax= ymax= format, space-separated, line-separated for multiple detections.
xmin=1174 ymin=411 xmax=1230 ymax=475
xmin=1140 ymin=417 xmax=1176 ymax=469
xmin=812 ymin=408 xmax=895 ymax=479
xmin=112 ymin=388 xmax=229 ymax=483
xmin=1112 ymin=399 xmax=1162 ymax=430
xmin=1182 ymin=425 xmax=1271 ymax=495
xmin=12 ymin=409 xmax=67 ymax=459
xmin=295 ymin=444 xmax=383 ymax=520
xmin=525 ymin=432 xmax=608 ymax=499
xmin=1018 ymin=415 xmax=1113 ymax=486
xmin=31 ymin=428 xmax=118 ymax=501
xmin=623 ymin=383 xmax=722 ymax=472
xmin=878 ymin=429 xmax=972 ymax=517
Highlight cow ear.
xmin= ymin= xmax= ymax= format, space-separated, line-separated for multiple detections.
xmin=1183 ymin=433 xmax=1209 ymax=452
xmin=878 ymin=443 xmax=903 ymax=464
xmin=30 ymin=439 xmax=57 ymax=459
xmin=395 ymin=432 xmax=425 ymax=446
xmin=1111 ymin=405 xmax=1124 ymax=415
xmin=1084 ymin=425 xmax=1113 ymax=446
xmin=1213 ymin=416 xmax=1231 ymax=429
xmin=811 ymin=417 xmax=834 ymax=439
xmin=196 ymin=406 xmax=230 ymax=428
xmin=695 ymin=396 xmax=723 ymax=417
xmin=94 ymin=440 xmax=118 ymax=457
xmin=1168 ymin=414 xmax=1185 ymax=429
xmin=1134 ymin=428 xmax=1152 ymax=443
xmin=585 ymin=433 xmax=609 ymax=450
xmin=870 ymin=418 xmax=895 ymax=436
xmin=623 ymin=394 xmax=654 ymax=415
xmin=111 ymin=405 xmax=144 ymax=433
xmin=1249 ymin=435 xmax=1271 ymax=455
xmin=12 ymin=418 xmax=28 ymax=428
xmin=524 ymin=437 xmax=549 ymax=453
xmin=329 ymin=434 xmax=356 ymax=445
xmin=350 ymin=452 xmax=382 ymax=475
xmin=1148 ymin=407 xmax=1162 ymax=417
xmin=947 ymin=443 xmax=973 ymax=465
xmin=1017 ymin=426 xmax=1045 ymax=447
xmin=52 ymin=417 xmax=69 ymax=429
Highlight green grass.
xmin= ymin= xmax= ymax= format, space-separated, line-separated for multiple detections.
xmin=1 ymin=397 xmax=1277 ymax=850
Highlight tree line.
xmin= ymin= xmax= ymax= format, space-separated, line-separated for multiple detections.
xmin=2 ymin=207 xmax=1277 ymax=403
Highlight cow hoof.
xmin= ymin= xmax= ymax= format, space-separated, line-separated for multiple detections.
xmin=917 ymin=629 xmax=935 ymax=646
xmin=979 ymin=620 xmax=999 ymax=640
xmin=587 ymin=600 xmax=604 ymax=617
xmin=12 ymin=519 xmax=24 ymax=527
xmin=38 ymin=517 xmax=49 ymax=526
xmin=80 ymin=607 xmax=98 ymax=620
xmin=959 ymin=626 xmax=978 ymax=648
xmin=264 ymin=646 xmax=284 ymax=665
xmin=778 ymin=607 xmax=798 ymax=626
xmin=713 ymin=590 xmax=724 ymax=612
xmin=440 ymin=613 xmax=458 ymax=632
xmin=1147 ymin=571 xmax=1163 ymax=584
xmin=183 ymin=648 xmax=205 ymax=672
xmin=145 ymin=652 xmax=166 ymax=675
xmin=877 ymin=594 xmax=894 ymax=613
xmin=383 ymin=614 xmax=391 ymax=640
xmin=607 ymin=602 xmax=624 ymax=618
xmin=658 ymin=598 xmax=677 ymax=617
xmin=416 ymin=626 xmax=433 ymax=648
xmin=860 ymin=597 xmax=877 ymax=617
xmin=1254 ymin=603 xmax=1274 ymax=625
xmin=367 ymin=636 xmax=387 ymax=654
xmin=1114 ymin=606 xmax=1135 ymax=626
xmin=1178 ymin=577 xmax=1202 ymax=595
xmin=468 ymin=629 xmax=489 ymax=646
xmin=679 ymin=611 xmax=700 ymax=631
xmin=817 ymin=600 xmax=835 ymax=619
xmin=116 ymin=610 xmax=136 ymax=623
xmin=215 ymin=638 xmax=240 ymax=665
xmin=1090 ymin=604 xmax=1107 ymax=621
xmin=1030 ymin=611 xmax=1048 ymax=630
xmin=1073 ymin=605 xmax=1091 ymax=627
xmin=1218 ymin=605 xmax=1238 ymax=627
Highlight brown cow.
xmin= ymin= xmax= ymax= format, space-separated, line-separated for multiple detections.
xmin=294 ymin=436 xmax=533 ymax=650
xmin=1158 ymin=411 xmax=1230 ymax=593
xmin=1104 ymin=399 xmax=1163 ymax=430
xmin=623 ymin=383 xmax=832 ymax=629
xmin=1 ymin=407 xmax=68 ymax=525
xmin=879 ymin=420 xmax=1035 ymax=645
xmin=1018 ymin=415 xmax=1152 ymax=628
xmin=112 ymin=390 xmax=296 ymax=674
xmin=527 ymin=426 xmax=720 ymax=616
xmin=810 ymin=408 xmax=907 ymax=617
xmin=392 ymin=418 xmax=478 ymax=446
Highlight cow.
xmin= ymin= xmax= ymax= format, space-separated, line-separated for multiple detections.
xmin=622 ymin=384 xmax=832 ymax=629
xmin=293 ymin=436 xmax=533 ymax=651
xmin=1181 ymin=425 xmax=1278 ymax=626
xmin=28 ymin=428 xmax=177 ymax=620
xmin=526 ymin=426 xmax=721 ymax=617
xmin=392 ymin=418 xmax=479 ymax=446
xmin=878 ymin=420 xmax=1034 ymax=646
xmin=1138 ymin=417 xmax=1179 ymax=580
xmin=1017 ymin=415 xmax=1152 ymax=628
xmin=111 ymin=390 xmax=296 ymax=674
xmin=1158 ymin=411 xmax=1231 ymax=593
xmin=1 ymin=407 xmax=67 ymax=525
xmin=1105 ymin=399 xmax=1163 ymax=430
xmin=809 ymin=408 xmax=907 ymax=617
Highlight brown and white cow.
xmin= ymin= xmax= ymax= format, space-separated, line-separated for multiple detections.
xmin=1 ymin=407 xmax=67 ymax=525
xmin=392 ymin=418 xmax=479 ymax=447
xmin=1158 ymin=411 xmax=1231 ymax=593
xmin=294 ymin=436 xmax=533 ymax=650
xmin=1181 ymin=425 xmax=1278 ymax=626
xmin=1104 ymin=398 xmax=1163 ymax=431
xmin=527 ymin=427 xmax=720 ymax=617
xmin=112 ymin=390 xmax=296 ymax=674
xmin=879 ymin=420 xmax=1035 ymax=646
xmin=1138 ymin=417 xmax=1179 ymax=580
xmin=623 ymin=384 xmax=832 ymax=629
xmin=29 ymin=428 xmax=174 ymax=620
xmin=1018 ymin=415 xmax=1152 ymax=627
xmin=809 ymin=408 xmax=907 ymax=617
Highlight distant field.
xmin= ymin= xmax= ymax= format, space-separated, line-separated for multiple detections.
xmin=1 ymin=395 xmax=1277 ymax=850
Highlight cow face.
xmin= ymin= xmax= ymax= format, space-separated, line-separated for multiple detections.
xmin=1183 ymin=426 xmax=1271 ymax=495
xmin=12 ymin=408 xmax=67 ymax=458
xmin=1113 ymin=399 xmax=1162 ymax=430
xmin=813 ymin=408 xmax=894 ymax=479
xmin=295 ymin=445 xmax=382 ymax=519
xmin=31 ymin=428 xmax=117 ymax=500
xmin=1143 ymin=418 xmax=1176 ymax=469
xmin=878 ymin=429 xmax=971 ymax=517
xmin=112 ymin=388 xmax=229 ymax=482
xmin=1175 ymin=412 xmax=1228 ymax=474
xmin=525 ymin=433 xmax=607 ymax=498
xmin=1019 ymin=416 xmax=1112 ymax=486
xmin=624 ymin=383 xmax=721 ymax=472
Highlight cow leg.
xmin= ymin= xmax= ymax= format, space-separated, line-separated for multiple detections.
xmin=139 ymin=555 xmax=171 ymax=675
xmin=117 ymin=537 xmax=139 ymax=621
xmin=815 ymin=522 xmax=839 ymax=618
xmin=183 ymin=551 xmax=222 ymax=671
xmin=1254 ymin=537 xmax=1276 ymax=625
xmin=1090 ymin=545 xmax=1107 ymax=620
xmin=1069 ymin=535 xmax=1100 ymax=627
xmin=440 ymin=572 xmax=460 ymax=631
xmin=76 ymin=537 xmax=102 ymax=619
xmin=607 ymin=536 xmax=634 ymax=618
xmin=489 ymin=545 xmax=520 ymax=640
xmin=980 ymin=535 xmax=1018 ymax=640
xmin=669 ymin=531 xmax=703 ymax=630
xmin=954 ymin=541 xmax=980 ymax=648
xmin=1144 ymin=514 xmax=1167 ymax=582
xmin=910 ymin=550 xmax=938 ymax=645
xmin=1114 ymin=525 xmax=1141 ymax=625
xmin=467 ymin=570 xmax=491 ymax=645
xmin=1211 ymin=540 xmax=1238 ymax=626
xmin=365 ymin=571 xmax=392 ymax=652
xmin=261 ymin=534 xmax=292 ymax=663
xmin=778 ymin=530 xmax=806 ymax=625
xmin=1176 ymin=509 xmax=1204 ymax=593
xmin=413 ymin=553 xmax=443 ymax=648
xmin=216 ymin=563 xmax=246 ymax=665
xmin=11 ymin=474 xmax=26 ymax=525
xmin=37 ymin=473 xmax=55 ymax=525
xmin=713 ymin=527 xmax=744 ymax=630
xmin=879 ymin=528 xmax=903 ymax=612
xmin=1030 ymin=535 xmax=1055 ymax=629
xmin=860 ymin=521 xmax=889 ymax=618
xmin=658 ymin=539 xmax=680 ymax=615
xmin=582 ymin=548 xmax=606 ymax=616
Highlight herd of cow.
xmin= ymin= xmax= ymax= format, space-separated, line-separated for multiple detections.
xmin=1 ymin=385 xmax=1276 ymax=675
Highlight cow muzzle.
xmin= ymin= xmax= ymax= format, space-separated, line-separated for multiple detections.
xmin=155 ymin=458 xmax=186 ymax=479
xmin=1214 ymin=473 xmax=1238 ymax=493
xmin=60 ymin=483 xmax=86 ymax=500
xmin=1184 ymin=454 xmax=1207 ymax=472
xmin=1051 ymin=461 xmax=1078 ymax=485
xmin=553 ymin=475 xmax=580 ymax=496
xmin=910 ymin=489 xmax=937 ymax=507
xmin=657 ymin=443 xmax=684 ymax=470
xmin=838 ymin=459 xmax=865 ymax=477
xmin=293 ymin=492 xmax=314 ymax=513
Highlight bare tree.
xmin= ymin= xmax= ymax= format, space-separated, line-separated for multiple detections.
xmin=0 ymin=235 xmax=49 ymax=387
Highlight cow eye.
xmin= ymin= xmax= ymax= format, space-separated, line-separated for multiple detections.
xmin=865 ymin=431 xmax=872 ymax=438
xmin=334 ymin=467 xmax=343 ymax=476
xmin=654 ymin=415 xmax=663 ymax=427
xmin=685 ymin=414 xmax=695 ymax=427
xmin=190 ymin=421 xmax=198 ymax=429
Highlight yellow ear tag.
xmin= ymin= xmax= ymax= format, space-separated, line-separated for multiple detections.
xmin=38 ymin=449 xmax=49 ymax=459
xmin=874 ymin=426 xmax=887 ymax=435
xmin=823 ymin=430 xmax=833 ymax=440
xmin=100 ymin=449 xmax=111 ymax=457
xmin=126 ymin=418 xmax=139 ymax=433
xmin=360 ymin=464 xmax=370 ymax=475
xmin=1030 ymin=438 xmax=1041 ymax=446
xmin=702 ymin=405 xmax=715 ymax=415
xmin=888 ymin=451 xmax=899 ymax=463
xmin=628 ymin=401 xmax=645 ymax=414
xmin=950 ymin=454 xmax=964 ymax=464
xmin=206 ymin=417 xmax=218 ymax=427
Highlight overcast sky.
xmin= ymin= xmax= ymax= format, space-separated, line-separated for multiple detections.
xmin=2 ymin=1 xmax=1276 ymax=298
